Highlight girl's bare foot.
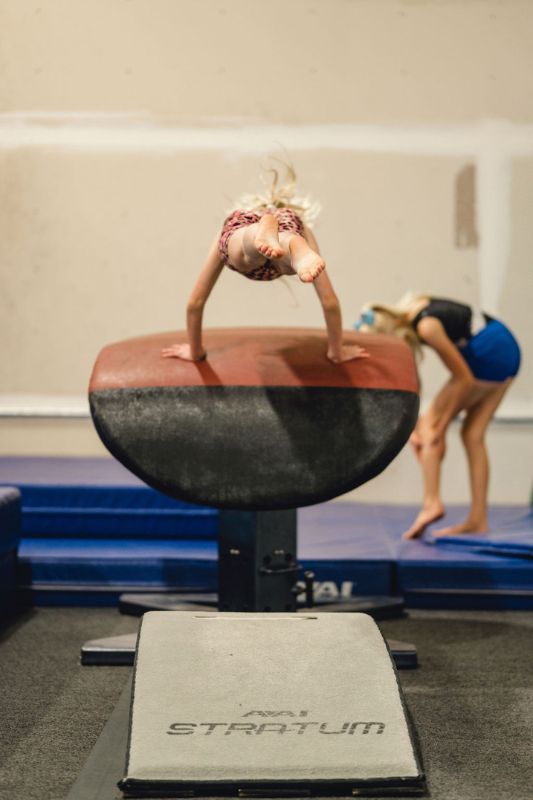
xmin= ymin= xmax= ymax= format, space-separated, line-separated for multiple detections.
xmin=433 ymin=519 xmax=488 ymax=537
xmin=289 ymin=235 xmax=325 ymax=282
xmin=254 ymin=214 xmax=284 ymax=260
xmin=328 ymin=344 xmax=370 ymax=364
xmin=402 ymin=504 xmax=445 ymax=540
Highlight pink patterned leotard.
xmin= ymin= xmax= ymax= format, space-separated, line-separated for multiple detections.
xmin=218 ymin=207 xmax=305 ymax=281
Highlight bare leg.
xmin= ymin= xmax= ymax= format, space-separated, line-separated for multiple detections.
xmin=227 ymin=218 xmax=325 ymax=281
xmin=227 ymin=215 xmax=285 ymax=273
xmin=402 ymin=414 xmax=446 ymax=540
xmin=253 ymin=214 xmax=284 ymax=259
xmin=227 ymin=222 xmax=269 ymax=273
xmin=435 ymin=379 xmax=512 ymax=536
xmin=279 ymin=232 xmax=325 ymax=283
xmin=402 ymin=378 xmax=468 ymax=539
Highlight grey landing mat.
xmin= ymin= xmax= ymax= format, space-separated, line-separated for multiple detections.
xmin=118 ymin=611 xmax=424 ymax=797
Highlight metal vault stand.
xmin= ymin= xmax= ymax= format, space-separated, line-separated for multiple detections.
xmin=81 ymin=509 xmax=417 ymax=668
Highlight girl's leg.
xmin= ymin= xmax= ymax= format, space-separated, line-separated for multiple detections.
xmin=277 ymin=231 xmax=325 ymax=282
xmin=402 ymin=378 xmax=469 ymax=539
xmin=227 ymin=214 xmax=284 ymax=271
xmin=253 ymin=214 xmax=285 ymax=259
xmin=435 ymin=378 xmax=512 ymax=536
xmin=402 ymin=415 xmax=446 ymax=539
xmin=227 ymin=215 xmax=325 ymax=282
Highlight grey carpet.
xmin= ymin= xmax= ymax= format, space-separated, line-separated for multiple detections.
xmin=0 ymin=607 xmax=531 ymax=800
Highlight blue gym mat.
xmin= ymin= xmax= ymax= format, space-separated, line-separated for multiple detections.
xmin=1 ymin=457 xmax=532 ymax=609
xmin=0 ymin=457 xmax=217 ymax=539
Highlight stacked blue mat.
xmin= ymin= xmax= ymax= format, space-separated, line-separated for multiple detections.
xmin=0 ymin=457 xmax=217 ymax=605
xmin=0 ymin=457 xmax=532 ymax=609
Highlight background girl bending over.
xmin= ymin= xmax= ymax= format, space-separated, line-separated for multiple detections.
xmin=355 ymin=294 xmax=521 ymax=539
xmin=162 ymin=165 xmax=368 ymax=365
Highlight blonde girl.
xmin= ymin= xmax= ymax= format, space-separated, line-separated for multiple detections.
xmin=162 ymin=165 xmax=368 ymax=365
xmin=355 ymin=294 xmax=521 ymax=539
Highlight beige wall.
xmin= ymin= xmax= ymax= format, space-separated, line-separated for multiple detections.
xmin=2 ymin=0 xmax=533 ymax=122
xmin=1 ymin=148 xmax=480 ymax=394
xmin=1 ymin=0 xmax=532 ymax=503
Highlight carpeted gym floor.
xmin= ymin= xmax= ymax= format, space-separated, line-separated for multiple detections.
xmin=0 ymin=607 xmax=532 ymax=800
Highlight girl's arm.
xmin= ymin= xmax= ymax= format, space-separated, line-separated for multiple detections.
xmin=303 ymin=226 xmax=368 ymax=363
xmin=312 ymin=270 xmax=369 ymax=363
xmin=416 ymin=316 xmax=476 ymax=433
xmin=161 ymin=236 xmax=224 ymax=362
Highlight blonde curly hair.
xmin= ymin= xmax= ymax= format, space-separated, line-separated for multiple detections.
xmin=356 ymin=292 xmax=429 ymax=362
xmin=233 ymin=159 xmax=321 ymax=228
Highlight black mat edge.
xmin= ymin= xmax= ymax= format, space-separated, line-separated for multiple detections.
xmin=65 ymin=676 xmax=132 ymax=800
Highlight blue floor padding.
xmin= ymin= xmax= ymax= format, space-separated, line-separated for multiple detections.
xmin=298 ymin=503 xmax=399 ymax=599
xmin=19 ymin=538 xmax=217 ymax=591
xmin=395 ymin=508 xmax=533 ymax=609
xmin=2 ymin=457 xmax=532 ymax=608
xmin=430 ymin=510 xmax=533 ymax=558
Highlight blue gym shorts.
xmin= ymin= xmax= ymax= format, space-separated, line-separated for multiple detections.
xmin=459 ymin=320 xmax=521 ymax=382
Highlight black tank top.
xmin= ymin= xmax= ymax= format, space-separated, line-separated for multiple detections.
xmin=411 ymin=298 xmax=492 ymax=345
